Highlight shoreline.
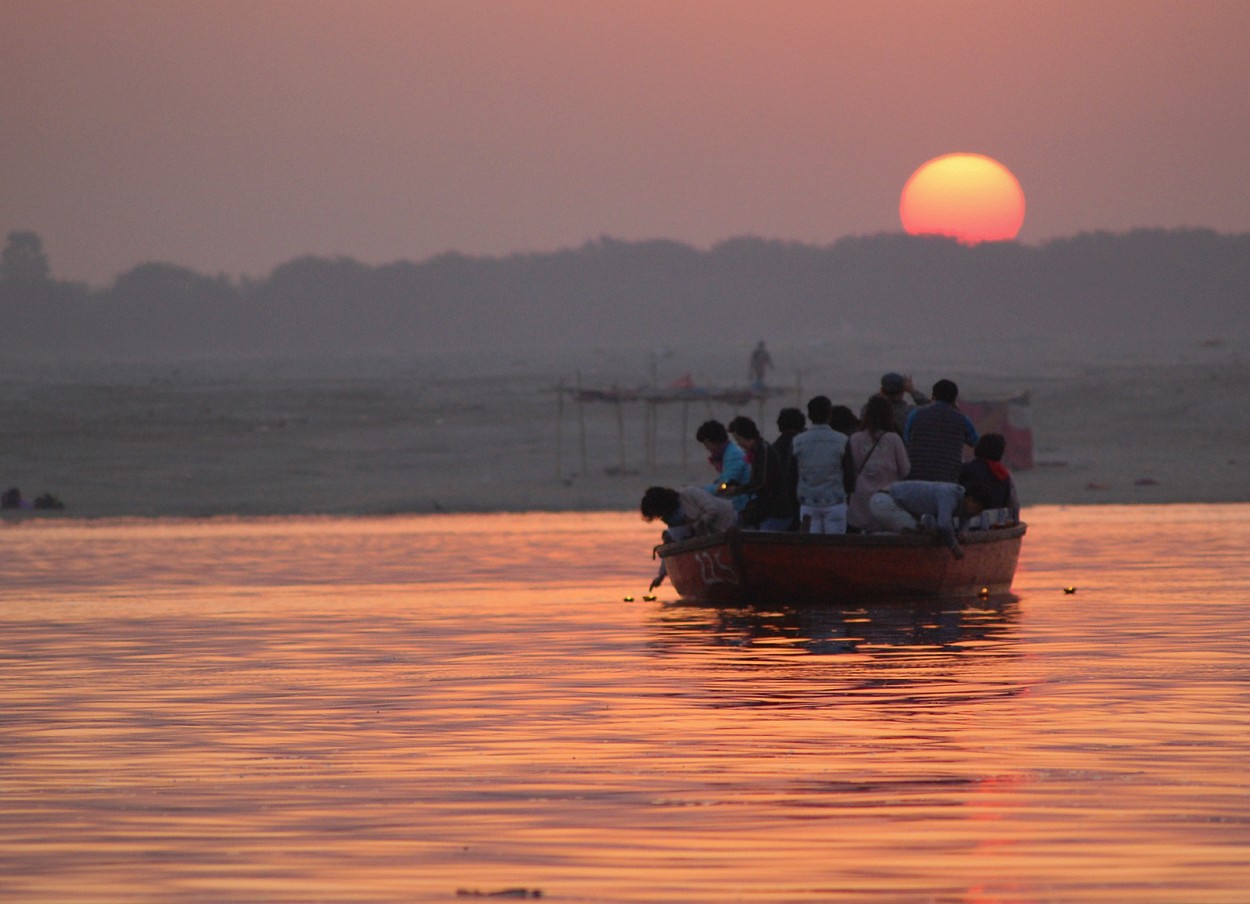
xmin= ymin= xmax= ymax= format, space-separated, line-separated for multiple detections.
xmin=3 ymin=338 xmax=1247 ymax=520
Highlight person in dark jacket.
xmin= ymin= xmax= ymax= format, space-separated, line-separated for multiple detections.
xmin=959 ymin=433 xmax=1020 ymax=525
xmin=904 ymin=379 xmax=978 ymax=483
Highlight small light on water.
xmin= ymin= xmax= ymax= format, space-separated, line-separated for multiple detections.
xmin=1064 ymin=586 xmax=1078 ymax=594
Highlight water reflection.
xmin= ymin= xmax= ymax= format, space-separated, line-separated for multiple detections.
xmin=652 ymin=597 xmax=1020 ymax=655
xmin=2 ymin=507 xmax=1250 ymax=903
xmin=646 ymin=598 xmax=1024 ymax=710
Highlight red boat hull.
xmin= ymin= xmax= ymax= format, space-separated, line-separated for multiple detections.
xmin=659 ymin=524 xmax=1026 ymax=605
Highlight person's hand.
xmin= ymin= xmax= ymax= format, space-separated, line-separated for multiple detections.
xmin=902 ymin=374 xmax=916 ymax=394
xmin=649 ymin=574 xmax=665 ymax=591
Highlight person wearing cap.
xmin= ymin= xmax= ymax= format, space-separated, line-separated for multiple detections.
xmin=879 ymin=372 xmax=929 ymax=435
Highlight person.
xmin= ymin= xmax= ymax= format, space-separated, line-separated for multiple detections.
xmin=790 ymin=395 xmax=850 ymax=534
xmin=727 ymin=415 xmax=787 ymax=530
xmin=868 ymin=480 xmax=968 ymax=558
xmin=640 ymin=485 xmax=737 ymax=590
xmin=960 ymin=433 xmax=1021 ymax=526
xmin=769 ymin=407 xmax=806 ymax=531
xmin=878 ymin=372 xmax=930 ymax=435
xmin=904 ymin=379 xmax=978 ymax=483
xmin=847 ymin=394 xmax=911 ymax=532
xmin=695 ymin=419 xmax=752 ymax=513
xmin=828 ymin=404 xmax=860 ymax=436
xmin=748 ymin=340 xmax=774 ymax=388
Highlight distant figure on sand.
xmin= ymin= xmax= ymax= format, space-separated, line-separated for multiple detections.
xmin=748 ymin=340 xmax=774 ymax=388
xmin=640 ymin=485 xmax=737 ymax=590
xmin=905 ymin=379 xmax=978 ymax=483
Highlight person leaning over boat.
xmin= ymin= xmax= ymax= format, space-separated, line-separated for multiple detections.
xmin=640 ymin=485 xmax=737 ymax=590
xmin=847 ymin=394 xmax=911 ymax=533
xmin=868 ymin=480 xmax=968 ymax=559
xmin=790 ymin=395 xmax=851 ymax=534
xmin=959 ymin=433 xmax=1021 ymax=527
xmin=904 ymin=379 xmax=978 ymax=483
xmin=695 ymin=419 xmax=752 ymax=514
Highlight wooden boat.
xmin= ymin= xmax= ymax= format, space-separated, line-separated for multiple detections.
xmin=657 ymin=523 xmax=1026 ymax=605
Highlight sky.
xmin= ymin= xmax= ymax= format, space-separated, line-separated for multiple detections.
xmin=3 ymin=0 xmax=1250 ymax=286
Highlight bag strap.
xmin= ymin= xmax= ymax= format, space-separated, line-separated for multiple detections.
xmin=856 ymin=433 xmax=885 ymax=478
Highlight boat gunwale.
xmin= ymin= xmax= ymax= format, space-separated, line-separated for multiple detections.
xmin=656 ymin=522 xmax=1027 ymax=558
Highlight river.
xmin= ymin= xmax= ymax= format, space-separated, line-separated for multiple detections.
xmin=2 ymin=505 xmax=1248 ymax=902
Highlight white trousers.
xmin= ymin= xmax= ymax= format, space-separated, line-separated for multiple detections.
xmin=867 ymin=492 xmax=919 ymax=532
xmin=801 ymin=502 xmax=847 ymax=534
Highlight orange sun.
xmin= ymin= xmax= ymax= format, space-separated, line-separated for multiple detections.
xmin=899 ymin=152 xmax=1025 ymax=244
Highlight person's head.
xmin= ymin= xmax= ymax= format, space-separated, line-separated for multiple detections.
xmin=727 ymin=415 xmax=760 ymax=449
xmin=880 ymin=372 xmax=906 ymax=397
xmin=862 ymin=394 xmax=894 ymax=434
xmin=829 ymin=405 xmax=859 ymax=436
xmin=695 ymin=419 xmax=729 ymax=452
xmin=932 ymin=379 xmax=959 ymax=404
xmin=975 ymin=433 xmax=1007 ymax=462
xmin=806 ymin=395 xmax=833 ymax=425
xmin=776 ymin=407 xmax=806 ymax=434
xmin=640 ymin=486 xmax=681 ymax=521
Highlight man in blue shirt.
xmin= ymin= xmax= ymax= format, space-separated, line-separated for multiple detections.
xmin=695 ymin=420 xmax=751 ymax=514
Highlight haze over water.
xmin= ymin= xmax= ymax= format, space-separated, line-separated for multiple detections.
xmin=3 ymin=505 xmax=1249 ymax=902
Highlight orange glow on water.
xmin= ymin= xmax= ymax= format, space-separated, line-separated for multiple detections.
xmin=900 ymin=153 xmax=1026 ymax=243
xmin=1 ymin=507 xmax=1249 ymax=901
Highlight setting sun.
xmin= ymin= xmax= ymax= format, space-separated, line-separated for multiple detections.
xmin=900 ymin=153 xmax=1025 ymax=244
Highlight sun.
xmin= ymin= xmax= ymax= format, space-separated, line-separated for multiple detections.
xmin=899 ymin=153 xmax=1025 ymax=244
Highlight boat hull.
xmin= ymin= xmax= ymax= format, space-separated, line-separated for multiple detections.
xmin=658 ymin=524 xmax=1026 ymax=605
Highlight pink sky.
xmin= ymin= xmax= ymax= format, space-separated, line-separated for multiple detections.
xmin=3 ymin=0 xmax=1249 ymax=285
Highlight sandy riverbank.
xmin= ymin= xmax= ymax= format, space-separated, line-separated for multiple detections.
xmin=2 ymin=334 xmax=1246 ymax=520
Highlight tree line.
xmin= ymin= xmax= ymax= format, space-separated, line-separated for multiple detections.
xmin=1 ymin=228 xmax=1246 ymax=359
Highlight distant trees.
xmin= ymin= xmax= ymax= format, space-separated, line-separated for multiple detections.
xmin=1 ymin=231 xmax=50 ymax=285
xmin=0 ymin=228 xmax=1247 ymax=359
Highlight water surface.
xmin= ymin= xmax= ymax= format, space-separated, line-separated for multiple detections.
xmin=2 ymin=506 xmax=1248 ymax=902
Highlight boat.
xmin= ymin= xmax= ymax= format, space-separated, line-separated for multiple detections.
xmin=656 ymin=523 xmax=1026 ymax=605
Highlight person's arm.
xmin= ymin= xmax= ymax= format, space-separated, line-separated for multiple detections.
xmin=962 ymin=414 xmax=979 ymax=446
xmin=722 ymin=443 xmax=752 ymax=489
xmin=903 ymin=375 xmax=929 ymax=406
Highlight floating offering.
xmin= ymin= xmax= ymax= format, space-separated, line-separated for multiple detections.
xmin=1064 ymin=587 xmax=1077 ymax=594
xmin=643 ymin=594 xmax=657 ymax=601
xmin=622 ymin=596 xmax=635 ymax=602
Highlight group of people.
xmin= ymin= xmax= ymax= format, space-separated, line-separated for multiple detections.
xmin=640 ymin=372 xmax=1020 ymax=586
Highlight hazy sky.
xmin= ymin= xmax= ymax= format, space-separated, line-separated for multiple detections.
xmin=4 ymin=0 xmax=1249 ymax=285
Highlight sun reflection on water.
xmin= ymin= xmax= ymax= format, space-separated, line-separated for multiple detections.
xmin=1 ymin=506 xmax=1249 ymax=902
